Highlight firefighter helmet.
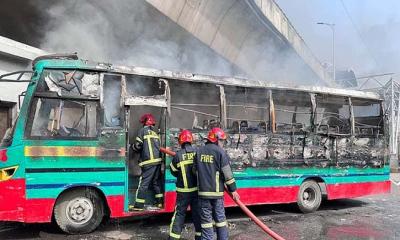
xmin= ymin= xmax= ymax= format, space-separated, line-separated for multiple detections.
xmin=178 ymin=129 xmax=193 ymax=145
xmin=139 ymin=113 xmax=156 ymax=126
xmin=207 ymin=127 xmax=227 ymax=143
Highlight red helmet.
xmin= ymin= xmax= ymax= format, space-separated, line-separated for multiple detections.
xmin=178 ymin=129 xmax=193 ymax=145
xmin=139 ymin=113 xmax=156 ymax=126
xmin=207 ymin=127 xmax=227 ymax=143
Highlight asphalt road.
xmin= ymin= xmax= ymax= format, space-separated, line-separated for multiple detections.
xmin=1 ymin=176 xmax=400 ymax=240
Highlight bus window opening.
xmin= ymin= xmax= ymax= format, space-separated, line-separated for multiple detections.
xmin=28 ymin=97 xmax=98 ymax=138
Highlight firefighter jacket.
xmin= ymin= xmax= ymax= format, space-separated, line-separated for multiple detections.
xmin=134 ymin=126 xmax=162 ymax=167
xmin=194 ymin=142 xmax=237 ymax=199
xmin=169 ymin=144 xmax=198 ymax=193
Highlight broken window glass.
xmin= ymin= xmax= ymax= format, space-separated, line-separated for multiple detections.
xmin=28 ymin=97 xmax=99 ymax=138
xmin=315 ymin=95 xmax=351 ymax=135
xmin=39 ymin=70 xmax=100 ymax=97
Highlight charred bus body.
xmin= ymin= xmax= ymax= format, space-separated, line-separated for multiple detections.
xmin=0 ymin=54 xmax=390 ymax=233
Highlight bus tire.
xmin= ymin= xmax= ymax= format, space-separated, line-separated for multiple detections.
xmin=297 ymin=180 xmax=322 ymax=213
xmin=54 ymin=188 xmax=104 ymax=234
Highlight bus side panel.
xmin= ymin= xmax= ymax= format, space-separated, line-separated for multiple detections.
xmin=23 ymin=190 xmax=127 ymax=222
xmin=164 ymin=191 xmax=177 ymax=212
xmin=23 ymin=191 xmax=127 ymax=222
xmin=0 ymin=144 xmax=26 ymax=222
xmin=224 ymin=186 xmax=299 ymax=207
xmin=326 ymin=181 xmax=391 ymax=200
xmin=24 ymin=198 xmax=56 ymax=222
xmin=106 ymin=195 xmax=126 ymax=218
xmin=24 ymin=143 xmax=127 ymax=221
xmin=325 ymin=166 xmax=391 ymax=200
xmin=0 ymin=178 xmax=25 ymax=221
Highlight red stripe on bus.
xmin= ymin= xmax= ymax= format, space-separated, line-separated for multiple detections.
xmin=0 ymin=178 xmax=25 ymax=222
xmin=164 ymin=181 xmax=390 ymax=212
xmin=0 ymin=179 xmax=128 ymax=222
xmin=0 ymin=180 xmax=391 ymax=222
xmin=224 ymin=186 xmax=299 ymax=207
xmin=0 ymin=178 xmax=55 ymax=222
xmin=25 ymin=195 xmax=128 ymax=220
xmin=106 ymin=195 xmax=125 ymax=217
xmin=24 ymin=198 xmax=56 ymax=222
xmin=326 ymin=181 xmax=391 ymax=200
xmin=162 ymin=186 xmax=300 ymax=212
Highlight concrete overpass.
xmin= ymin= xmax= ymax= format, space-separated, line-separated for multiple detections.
xmin=147 ymin=0 xmax=331 ymax=85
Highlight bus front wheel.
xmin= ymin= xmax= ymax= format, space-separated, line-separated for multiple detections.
xmin=297 ymin=180 xmax=322 ymax=213
xmin=54 ymin=188 xmax=104 ymax=234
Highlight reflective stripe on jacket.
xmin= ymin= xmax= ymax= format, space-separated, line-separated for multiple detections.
xmin=134 ymin=126 xmax=162 ymax=167
xmin=170 ymin=144 xmax=198 ymax=193
xmin=194 ymin=142 xmax=237 ymax=199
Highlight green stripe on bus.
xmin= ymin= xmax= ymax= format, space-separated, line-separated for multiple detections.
xmin=165 ymin=166 xmax=389 ymax=191
xmin=27 ymin=186 xmax=124 ymax=199
xmin=26 ymin=172 xmax=126 ymax=184
xmin=25 ymin=157 xmax=125 ymax=168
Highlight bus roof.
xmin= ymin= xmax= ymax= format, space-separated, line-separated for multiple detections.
xmin=34 ymin=56 xmax=383 ymax=101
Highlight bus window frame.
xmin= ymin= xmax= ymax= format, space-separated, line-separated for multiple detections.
xmin=25 ymin=95 xmax=101 ymax=141
xmin=271 ymin=90 xmax=313 ymax=134
xmin=169 ymin=81 xmax=221 ymax=130
xmin=24 ymin=68 xmax=102 ymax=141
xmin=225 ymin=86 xmax=270 ymax=134
xmin=314 ymin=94 xmax=352 ymax=136
xmin=350 ymin=97 xmax=384 ymax=137
xmin=100 ymin=73 xmax=125 ymax=129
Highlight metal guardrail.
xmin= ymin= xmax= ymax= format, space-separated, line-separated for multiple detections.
xmin=0 ymin=70 xmax=33 ymax=82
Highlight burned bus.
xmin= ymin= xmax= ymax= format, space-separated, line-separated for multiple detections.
xmin=0 ymin=54 xmax=390 ymax=233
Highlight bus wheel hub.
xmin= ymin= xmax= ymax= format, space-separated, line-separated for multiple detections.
xmin=303 ymin=191 xmax=310 ymax=199
xmin=303 ymin=189 xmax=315 ymax=205
xmin=66 ymin=198 xmax=94 ymax=224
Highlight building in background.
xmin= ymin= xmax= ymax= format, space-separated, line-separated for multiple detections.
xmin=0 ymin=36 xmax=46 ymax=139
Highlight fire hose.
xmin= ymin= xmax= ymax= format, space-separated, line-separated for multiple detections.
xmin=160 ymin=147 xmax=286 ymax=240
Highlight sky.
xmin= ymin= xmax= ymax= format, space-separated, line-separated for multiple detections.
xmin=275 ymin=0 xmax=400 ymax=80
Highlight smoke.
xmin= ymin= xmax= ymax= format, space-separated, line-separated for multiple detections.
xmin=0 ymin=0 xmax=46 ymax=46
xmin=36 ymin=0 xmax=326 ymax=86
xmin=38 ymin=0 xmax=241 ymax=77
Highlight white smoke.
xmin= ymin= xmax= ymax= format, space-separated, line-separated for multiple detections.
xmin=40 ymin=0 xmax=240 ymax=76
xmin=38 ymin=0 xmax=328 ymax=86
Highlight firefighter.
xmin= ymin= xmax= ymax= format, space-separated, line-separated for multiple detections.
xmin=168 ymin=129 xmax=201 ymax=240
xmin=194 ymin=127 xmax=239 ymax=240
xmin=131 ymin=113 xmax=163 ymax=210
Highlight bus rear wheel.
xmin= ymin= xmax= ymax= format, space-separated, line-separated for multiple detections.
xmin=54 ymin=188 xmax=104 ymax=234
xmin=297 ymin=180 xmax=322 ymax=213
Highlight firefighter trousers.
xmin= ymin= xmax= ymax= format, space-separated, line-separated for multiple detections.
xmin=134 ymin=164 xmax=163 ymax=208
xmin=169 ymin=192 xmax=201 ymax=240
xmin=199 ymin=198 xmax=228 ymax=240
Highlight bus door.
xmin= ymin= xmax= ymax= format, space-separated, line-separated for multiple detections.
xmin=123 ymin=77 xmax=169 ymax=210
